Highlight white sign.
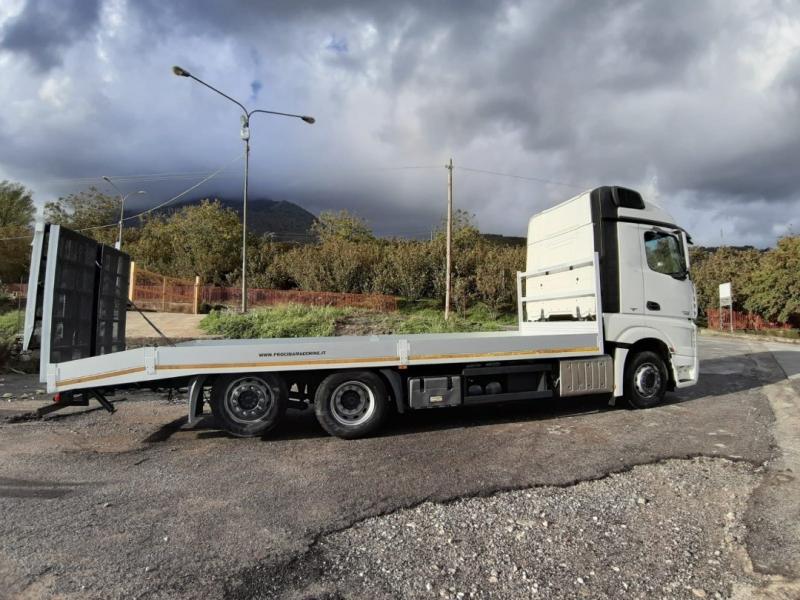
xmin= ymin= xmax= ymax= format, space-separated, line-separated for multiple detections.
xmin=719 ymin=282 xmax=732 ymax=306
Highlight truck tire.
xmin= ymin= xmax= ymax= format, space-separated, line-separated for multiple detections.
xmin=314 ymin=371 xmax=388 ymax=439
xmin=624 ymin=350 xmax=668 ymax=409
xmin=210 ymin=373 xmax=287 ymax=437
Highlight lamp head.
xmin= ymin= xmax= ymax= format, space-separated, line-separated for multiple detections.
xmin=102 ymin=175 xmax=111 ymax=182
xmin=301 ymin=115 xmax=315 ymax=124
xmin=172 ymin=65 xmax=191 ymax=77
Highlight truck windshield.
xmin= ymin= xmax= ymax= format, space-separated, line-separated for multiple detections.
xmin=644 ymin=231 xmax=686 ymax=277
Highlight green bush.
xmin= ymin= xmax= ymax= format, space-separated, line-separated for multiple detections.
xmin=199 ymin=301 xmax=516 ymax=340
xmin=0 ymin=310 xmax=23 ymax=366
xmin=392 ymin=302 xmax=514 ymax=334
xmin=200 ymin=304 xmax=354 ymax=339
xmin=372 ymin=240 xmax=433 ymax=301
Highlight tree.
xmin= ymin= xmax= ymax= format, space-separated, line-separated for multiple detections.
xmin=0 ymin=181 xmax=35 ymax=228
xmin=44 ymin=187 xmax=119 ymax=246
xmin=689 ymin=246 xmax=761 ymax=315
xmin=373 ymin=240 xmax=432 ymax=301
xmin=431 ymin=210 xmax=483 ymax=308
xmin=247 ymin=236 xmax=294 ymax=289
xmin=280 ymin=239 xmax=382 ymax=294
xmin=476 ymin=245 xmax=525 ymax=315
xmin=312 ymin=210 xmax=374 ymax=244
xmin=743 ymin=236 xmax=800 ymax=323
xmin=274 ymin=211 xmax=383 ymax=294
xmin=130 ymin=200 xmax=242 ymax=284
xmin=0 ymin=181 xmax=35 ymax=283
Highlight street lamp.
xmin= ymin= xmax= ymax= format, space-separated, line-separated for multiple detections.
xmin=102 ymin=176 xmax=147 ymax=250
xmin=172 ymin=65 xmax=315 ymax=313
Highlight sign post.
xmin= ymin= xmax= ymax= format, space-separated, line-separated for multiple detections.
xmin=719 ymin=282 xmax=733 ymax=333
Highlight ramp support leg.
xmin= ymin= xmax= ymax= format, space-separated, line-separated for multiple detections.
xmin=35 ymin=389 xmax=116 ymax=418
xmin=89 ymin=390 xmax=116 ymax=413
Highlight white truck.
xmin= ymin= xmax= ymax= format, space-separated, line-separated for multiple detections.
xmin=23 ymin=185 xmax=698 ymax=438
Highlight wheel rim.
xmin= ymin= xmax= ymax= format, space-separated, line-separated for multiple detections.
xmin=330 ymin=381 xmax=375 ymax=427
xmin=633 ymin=363 xmax=662 ymax=398
xmin=224 ymin=377 xmax=275 ymax=424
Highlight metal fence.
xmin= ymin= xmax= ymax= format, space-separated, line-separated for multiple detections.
xmin=202 ymin=287 xmax=398 ymax=312
xmin=127 ymin=262 xmax=398 ymax=314
xmin=707 ymin=308 xmax=792 ymax=331
xmin=4 ymin=283 xmax=27 ymax=298
xmin=129 ymin=264 xmax=200 ymax=313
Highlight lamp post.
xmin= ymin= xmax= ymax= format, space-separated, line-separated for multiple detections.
xmin=102 ymin=176 xmax=146 ymax=250
xmin=172 ymin=65 xmax=315 ymax=313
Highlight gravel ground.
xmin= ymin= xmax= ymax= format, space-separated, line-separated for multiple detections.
xmin=232 ymin=458 xmax=761 ymax=600
xmin=2 ymin=337 xmax=799 ymax=599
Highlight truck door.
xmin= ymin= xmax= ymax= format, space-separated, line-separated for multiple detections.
xmin=639 ymin=226 xmax=693 ymax=322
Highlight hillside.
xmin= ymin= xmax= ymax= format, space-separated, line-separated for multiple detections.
xmin=126 ymin=197 xmax=527 ymax=245
xmin=132 ymin=197 xmax=317 ymax=241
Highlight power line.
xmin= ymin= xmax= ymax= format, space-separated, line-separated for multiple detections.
xmin=456 ymin=165 xmax=587 ymax=189
xmin=0 ymin=153 xmax=243 ymax=242
xmin=120 ymin=153 xmax=244 ymax=222
xmin=364 ymin=165 xmax=441 ymax=171
xmin=31 ymin=169 xmax=241 ymax=185
xmin=1 ymin=160 xmax=588 ymax=243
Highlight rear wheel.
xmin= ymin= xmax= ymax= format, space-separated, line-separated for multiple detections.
xmin=314 ymin=371 xmax=388 ymax=439
xmin=210 ymin=373 xmax=287 ymax=437
xmin=624 ymin=350 xmax=668 ymax=409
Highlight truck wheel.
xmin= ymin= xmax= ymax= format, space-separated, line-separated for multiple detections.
xmin=624 ymin=351 xmax=668 ymax=409
xmin=210 ymin=374 xmax=287 ymax=437
xmin=314 ymin=371 xmax=388 ymax=439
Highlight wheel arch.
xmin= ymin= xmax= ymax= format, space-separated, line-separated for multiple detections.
xmin=610 ymin=327 xmax=676 ymax=397
xmin=378 ymin=368 xmax=406 ymax=414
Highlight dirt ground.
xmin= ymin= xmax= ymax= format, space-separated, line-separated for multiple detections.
xmin=0 ymin=336 xmax=799 ymax=599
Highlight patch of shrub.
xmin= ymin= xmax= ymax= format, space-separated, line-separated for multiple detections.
xmin=0 ymin=310 xmax=23 ymax=366
xmin=200 ymin=304 xmax=354 ymax=339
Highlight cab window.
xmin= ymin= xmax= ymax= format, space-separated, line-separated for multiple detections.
xmin=644 ymin=231 xmax=686 ymax=276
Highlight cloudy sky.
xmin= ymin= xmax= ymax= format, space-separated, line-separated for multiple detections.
xmin=1 ymin=0 xmax=799 ymax=246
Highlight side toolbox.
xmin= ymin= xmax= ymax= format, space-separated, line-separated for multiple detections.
xmin=408 ymin=376 xmax=462 ymax=409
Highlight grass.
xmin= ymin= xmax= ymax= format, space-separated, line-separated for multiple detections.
xmin=0 ymin=310 xmax=24 ymax=366
xmin=200 ymin=304 xmax=353 ymax=338
xmin=391 ymin=300 xmax=516 ymax=334
xmin=199 ymin=301 xmax=517 ymax=339
xmin=703 ymin=327 xmax=799 ymax=340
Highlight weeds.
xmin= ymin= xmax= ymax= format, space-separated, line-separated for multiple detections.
xmin=199 ymin=302 xmax=516 ymax=339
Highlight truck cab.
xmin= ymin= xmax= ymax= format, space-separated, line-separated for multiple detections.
xmin=524 ymin=185 xmax=698 ymax=403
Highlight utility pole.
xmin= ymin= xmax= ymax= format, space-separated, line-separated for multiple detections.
xmin=241 ymin=115 xmax=250 ymax=313
xmin=102 ymin=176 xmax=146 ymax=251
xmin=445 ymin=158 xmax=453 ymax=320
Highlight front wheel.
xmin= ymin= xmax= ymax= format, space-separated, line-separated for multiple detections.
xmin=624 ymin=350 xmax=668 ymax=409
xmin=210 ymin=373 xmax=287 ymax=437
xmin=314 ymin=371 xmax=388 ymax=439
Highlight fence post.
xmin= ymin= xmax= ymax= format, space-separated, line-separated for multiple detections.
xmin=128 ymin=261 xmax=136 ymax=303
xmin=193 ymin=276 xmax=201 ymax=315
xmin=161 ymin=276 xmax=167 ymax=312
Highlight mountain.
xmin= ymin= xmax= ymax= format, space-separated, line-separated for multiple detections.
xmin=132 ymin=197 xmax=317 ymax=242
xmin=127 ymin=196 xmax=525 ymax=245
xmin=481 ymin=233 xmax=526 ymax=246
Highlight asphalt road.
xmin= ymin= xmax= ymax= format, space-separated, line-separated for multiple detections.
xmin=0 ymin=335 xmax=798 ymax=599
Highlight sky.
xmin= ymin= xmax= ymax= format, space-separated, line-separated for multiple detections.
xmin=1 ymin=0 xmax=799 ymax=246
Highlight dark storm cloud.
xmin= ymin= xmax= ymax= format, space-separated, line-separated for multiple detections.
xmin=0 ymin=0 xmax=799 ymax=247
xmin=0 ymin=0 xmax=101 ymax=70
